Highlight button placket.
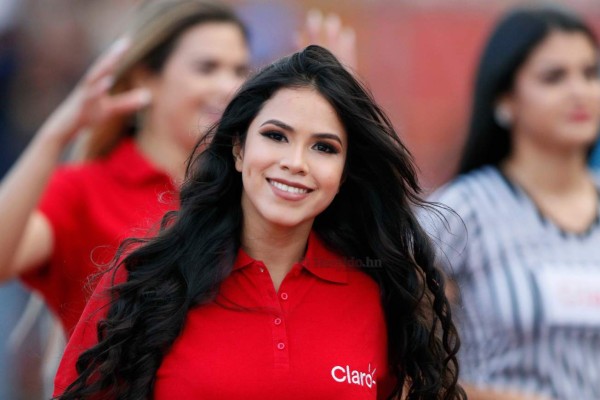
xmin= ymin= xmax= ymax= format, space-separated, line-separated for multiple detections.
xmin=272 ymin=311 xmax=289 ymax=368
xmin=271 ymin=279 xmax=294 ymax=369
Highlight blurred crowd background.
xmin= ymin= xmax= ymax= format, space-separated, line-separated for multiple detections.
xmin=0 ymin=0 xmax=599 ymax=398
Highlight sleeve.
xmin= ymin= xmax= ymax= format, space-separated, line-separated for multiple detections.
xmin=20 ymin=166 xmax=90 ymax=326
xmin=52 ymin=266 xmax=127 ymax=397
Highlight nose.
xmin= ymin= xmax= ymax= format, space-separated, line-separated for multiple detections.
xmin=569 ymin=74 xmax=595 ymax=99
xmin=279 ymin=146 xmax=309 ymax=175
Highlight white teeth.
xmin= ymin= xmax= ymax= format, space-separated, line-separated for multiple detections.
xmin=269 ymin=180 xmax=309 ymax=194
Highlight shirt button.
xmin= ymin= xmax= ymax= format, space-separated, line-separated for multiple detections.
xmin=280 ymin=292 xmax=288 ymax=300
xmin=277 ymin=342 xmax=285 ymax=350
xmin=259 ymin=268 xmax=264 ymax=273
xmin=274 ymin=318 xmax=282 ymax=325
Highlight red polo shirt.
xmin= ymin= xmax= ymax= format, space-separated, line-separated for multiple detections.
xmin=21 ymin=139 xmax=177 ymax=336
xmin=54 ymin=232 xmax=394 ymax=399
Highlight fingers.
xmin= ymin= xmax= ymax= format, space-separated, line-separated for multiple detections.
xmin=83 ymin=37 xmax=131 ymax=87
xmin=324 ymin=13 xmax=342 ymax=46
xmin=304 ymin=9 xmax=324 ymax=45
xmin=298 ymin=9 xmax=358 ymax=71
xmin=335 ymin=26 xmax=357 ymax=72
xmin=104 ymin=88 xmax=152 ymax=117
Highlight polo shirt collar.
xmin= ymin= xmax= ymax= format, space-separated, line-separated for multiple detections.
xmin=105 ymin=138 xmax=171 ymax=184
xmin=233 ymin=232 xmax=348 ymax=284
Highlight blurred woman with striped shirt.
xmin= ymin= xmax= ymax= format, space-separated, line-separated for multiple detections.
xmin=426 ymin=5 xmax=600 ymax=400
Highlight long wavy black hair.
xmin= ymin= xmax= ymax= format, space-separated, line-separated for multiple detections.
xmin=58 ymin=45 xmax=465 ymax=400
xmin=460 ymin=5 xmax=598 ymax=174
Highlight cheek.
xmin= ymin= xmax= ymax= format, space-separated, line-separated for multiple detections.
xmin=522 ymin=87 xmax=559 ymax=111
xmin=513 ymin=89 xmax=560 ymax=127
xmin=239 ymin=144 xmax=272 ymax=178
xmin=588 ymin=83 xmax=600 ymax=107
xmin=164 ymin=69 xmax=212 ymax=104
xmin=316 ymin=162 xmax=345 ymax=191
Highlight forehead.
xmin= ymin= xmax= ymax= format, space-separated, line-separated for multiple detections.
xmin=170 ymin=22 xmax=249 ymax=61
xmin=252 ymin=87 xmax=346 ymax=136
xmin=522 ymin=31 xmax=597 ymax=69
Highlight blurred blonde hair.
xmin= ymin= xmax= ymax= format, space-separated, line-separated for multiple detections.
xmin=77 ymin=0 xmax=248 ymax=160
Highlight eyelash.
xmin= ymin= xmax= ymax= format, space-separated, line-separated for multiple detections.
xmin=195 ymin=62 xmax=217 ymax=74
xmin=260 ymin=131 xmax=339 ymax=154
xmin=541 ymin=70 xmax=564 ymax=84
xmin=262 ymin=131 xmax=286 ymax=142
xmin=584 ymin=66 xmax=599 ymax=80
xmin=541 ymin=66 xmax=600 ymax=83
xmin=194 ymin=62 xmax=249 ymax=78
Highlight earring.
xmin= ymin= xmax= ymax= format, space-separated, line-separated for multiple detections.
xmin=494 ymin=105 xmax=513 ymax=129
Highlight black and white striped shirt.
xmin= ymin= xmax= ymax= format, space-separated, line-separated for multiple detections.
xmin=422 ymin=166 xmax=600 ymax=400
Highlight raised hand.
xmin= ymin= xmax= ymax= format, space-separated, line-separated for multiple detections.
xmin=39 ymin=37 xmax=151 ymax=146
xmin=296 ymin=9 xmax=357 ymax=73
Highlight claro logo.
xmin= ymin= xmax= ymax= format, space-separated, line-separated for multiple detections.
xmin=331 ymin=364 xmax=376 ymax=388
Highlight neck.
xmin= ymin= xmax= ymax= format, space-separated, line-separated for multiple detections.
xmin=501 ymin=137 xmax=598 ymax=233
xmin=135 ymin=128 xmax=188 ymax=184
xmin=241 ymin=219 xmax=312 ymax=286
xmin=501 ymin=137 xmax=591 ymax=194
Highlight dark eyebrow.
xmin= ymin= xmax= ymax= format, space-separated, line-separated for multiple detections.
xmin=261 ymin=119 xmax=294 ymax=132
xmin=260 ymin=119 xmax=343 ymax=146
xmin=312 ymin=133 xmax=343 ymax=146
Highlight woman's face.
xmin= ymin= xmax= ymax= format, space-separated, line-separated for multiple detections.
xmin=502 ymin=31 xmax=600 ymax=153
xmin=235 ymin=87 xmax=347 ymax=231
xmin=143 ymin=22 xmax=249 ymax=152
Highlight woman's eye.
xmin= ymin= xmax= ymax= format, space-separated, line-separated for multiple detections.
xmin=541 ymin=69 xmax=565 ymax=84
xmin=261 ymin=131 xmax=287 ymax=142
xmin=195 ymin=61 xmax=218 ymax=74
xmin=584 ymin=65 xmax=599 ymax=80
xmin=236 ymin=65 xmax=251 ymax=78
xmin=313 ymin=142 xmax=338 ymax=154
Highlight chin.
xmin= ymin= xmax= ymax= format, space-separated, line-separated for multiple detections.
xmin=261 ymin=211 xmax=314 ymax=230
xmin=266 ymin=218 xmax=306 ymax=229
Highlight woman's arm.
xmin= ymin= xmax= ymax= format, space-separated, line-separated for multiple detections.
xmin=0 ymin=38 xmax=150 ymax=281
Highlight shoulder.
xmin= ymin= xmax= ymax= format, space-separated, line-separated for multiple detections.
xmin=430 ymin=166 xmax=504 ymax=207
xmin=47 ymin=139 xmax=151 ymax=198
xmin=50 ymin=155 xmax=115 ymax=188
xmin=419 ymin=168 xmax=507 ymax=267
xmin=424 ymin=166 xmax=512 ymax=227
xmin=41 ymin=156 xmax=122 ymax=219
xmin=307 ymin=234 xmax=382 ymax=299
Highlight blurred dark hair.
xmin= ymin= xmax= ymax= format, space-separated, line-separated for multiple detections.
xmin=58 ymin=45 xmax=465 ymax=400
xmin=460 ymin=5 xmax=598 ymax=174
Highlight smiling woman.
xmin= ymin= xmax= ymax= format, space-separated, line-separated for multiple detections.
xmin=234 ymin=88 xmax=347 ymax=290
xmin=0 ymin=0 xmax=250 ymax=337
xmin=53 ymin=46 xmax=466 ymax=400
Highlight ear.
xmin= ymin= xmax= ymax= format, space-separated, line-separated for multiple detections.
xmin=494 ymin=94 xmax=515 ymax=129
xmin=496 ymin=93 xmax=514 ymax=112
xmin=129 ymin=65 xmax=157 ymax=91
xmin=232 ymin=138 xmax=243 ymax=172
